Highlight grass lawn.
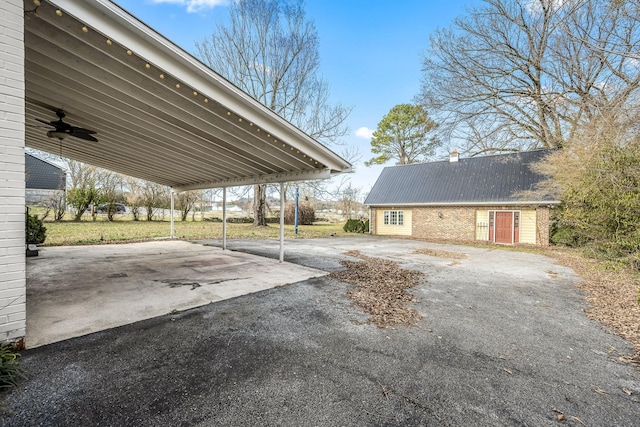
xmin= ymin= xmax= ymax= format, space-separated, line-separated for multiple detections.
xmin=40 ymin=216 xmax=353 ymax=246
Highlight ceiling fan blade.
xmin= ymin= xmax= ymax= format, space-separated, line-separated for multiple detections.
xmin=70 ymin=132 xmax=99 ymax=142
xmin=70 ymin=126 xmax=97 ymax=135
xmin=36 ymin=108 xmax=98 ymax=142
xmin=35 ymin=118 xmax=56 ymax=127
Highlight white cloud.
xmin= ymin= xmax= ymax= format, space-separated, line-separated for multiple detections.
xmin=355 ymin=126 xmax=374 ymax=139
xmin=151 ymin=0 xmax=227 ymax=13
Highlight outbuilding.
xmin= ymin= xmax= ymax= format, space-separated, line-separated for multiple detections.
xmin=25 ymin=153 xmax=66 ymax=206
xmin=364 ymin=150 xmax=558 ymax=245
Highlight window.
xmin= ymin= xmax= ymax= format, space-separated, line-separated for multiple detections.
xmin=383 ymin=210 xmax=404 ymax=226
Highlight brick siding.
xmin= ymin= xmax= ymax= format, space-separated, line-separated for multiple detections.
xmin=370 ymin=205 xmax=552 ymax=245
xmin=412 ymin=206 xmax=477 ymax=240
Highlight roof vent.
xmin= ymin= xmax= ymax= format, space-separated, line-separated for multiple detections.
xmin=449 ymin=149 xmax=459 ymax=163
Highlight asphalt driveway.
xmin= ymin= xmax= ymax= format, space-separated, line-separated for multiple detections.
xmin=2 ymin=236 xmax=639 ymax=426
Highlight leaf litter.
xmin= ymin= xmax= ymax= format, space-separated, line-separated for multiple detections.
xmin=329 ymin=250 xmax=423 ymax=328
xmin=548 ymin=248 xmax=640 ymax=365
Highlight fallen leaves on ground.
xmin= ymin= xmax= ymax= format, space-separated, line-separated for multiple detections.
xmin=549 ymin=248 xmax=640 ymax=364
xmin=413 ymin=248 xmax=467 ymax=260
xmin=329 ymin=250 xmax=423 ymax=328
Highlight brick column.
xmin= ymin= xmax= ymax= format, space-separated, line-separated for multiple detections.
xmin=0 ymin=0 xmax=26 ymax=342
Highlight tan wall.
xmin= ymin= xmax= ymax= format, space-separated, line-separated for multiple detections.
xmin=520 ymin=210 xmax=536 ymax=244
xmin=374 ymin=208 xmax=412 ymax=236
xmin=475 ymin=210 xmax=489 ymax=241
xmin=369 ymin=205 xmax=553 ymax=245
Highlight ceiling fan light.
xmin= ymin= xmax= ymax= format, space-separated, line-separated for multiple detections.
xmin=47 ymin=131 xmax=67 ymax=140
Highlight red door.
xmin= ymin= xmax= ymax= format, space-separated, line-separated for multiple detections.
xmin=495 ymin=212 xmax=513 ymax=244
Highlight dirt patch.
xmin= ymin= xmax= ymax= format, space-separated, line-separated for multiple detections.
xmin=329 ymin=250 xmax=423 ymax=328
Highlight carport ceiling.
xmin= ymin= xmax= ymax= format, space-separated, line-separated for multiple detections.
xmin=23 ymin=0 xmax=351 ymax=192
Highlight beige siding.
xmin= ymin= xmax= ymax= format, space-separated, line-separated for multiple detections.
xmin=376 ymin=209 xmax=412 ymax=236
xmin=519 ymin=210 xmax=537 ymax=244
xmin=475 ymin=210 xmax=489 ymax=241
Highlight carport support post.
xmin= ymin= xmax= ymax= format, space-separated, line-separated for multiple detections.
xmin=279 ymin=182 xmax=285 ymax=262
xmin=170 ymin=190 xmax=175 ymax=239
xmin=222 ymin=187 xmax=227 ymax=250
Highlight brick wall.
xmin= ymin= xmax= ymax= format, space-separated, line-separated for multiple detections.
xmin=370 ymin=205 xmax=553 ymax=245
xmin=369 ymin=208 xmax=376 ymax=234
xmin=0 ymin=0 xmax=26 ymax=342
xmin=536 ymin=206 xmax=551 ymax=245
xmin=412 ymin=206 xmax=477 ymax=240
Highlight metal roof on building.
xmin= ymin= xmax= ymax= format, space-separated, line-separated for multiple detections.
xmin=364 ymin=150 xmax=558 ymax=206
xmin=25 ymin=153 xmax=66 ymax=191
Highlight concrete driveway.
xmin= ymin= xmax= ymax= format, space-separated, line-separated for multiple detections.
xmin=3 ymin=236 xmax=640 ymax=426
xmin=25 ymin=240 xmax=325 ymax=348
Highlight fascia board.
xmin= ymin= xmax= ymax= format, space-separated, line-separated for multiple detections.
xmin=174 ymin=168 xmax=333 ymax=192
xmin=364 ymin=201 xmax=561 ymax=207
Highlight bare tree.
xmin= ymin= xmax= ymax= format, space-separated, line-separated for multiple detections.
xmin=196 ymin=0 xmax=351 ymax=226
xmin=175 ymin=191 xmax=200 ymax=221
xmin=339 ymin=183 xmax=362 ymax=219
xmin=419 ymin=0 xmax=640 ymax=154
xmin=141 ymin=181 xmax=169 ymax=221
xmin=44 ymin=190 xmax=66 ymax=222
xmin=96 ymin=170 xmax=126 ymax=222
xmin=65 ymin=160 xmax=99 ymax=221
xmin=125 ymin=177 xmax=145 ymax=221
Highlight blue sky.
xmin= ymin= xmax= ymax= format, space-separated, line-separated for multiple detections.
xmin=113 ymin=0 xmax=478 ymax=195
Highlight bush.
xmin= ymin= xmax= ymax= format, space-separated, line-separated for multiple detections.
xmin=550 ymin=223 xmax=588 ymax=247
xmin=283 ymin=202 xmax=315 ymax=225
xmin=343 ymin=219 xmax=369 ymax=233
xmin=26 ymin=211 xmax=46 ymax=245
xmin=0 ymin=342 xmax=23 ymax=389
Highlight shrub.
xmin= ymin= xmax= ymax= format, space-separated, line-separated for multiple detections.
xmin=343 ymin=219 xmax=369 ymax=233
xmin=26 ymin=211 xmax=46 ymax=245
xmin=283 ymin=202 xmax=315 ymax=225
xmin=0 ymin=342 xmax=23 ymax=389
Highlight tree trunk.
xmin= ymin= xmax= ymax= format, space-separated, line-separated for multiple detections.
xmin=253 ymin=184 xmax=267 ymax=226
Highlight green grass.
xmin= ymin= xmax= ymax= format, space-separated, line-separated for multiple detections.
xmin=41 ymin=217 xmax=352 ymax=246
xmin=0 ymin=342 xmax=23 ymax=390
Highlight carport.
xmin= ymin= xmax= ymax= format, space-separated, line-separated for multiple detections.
xmin=0 ymin=0 xmax=350 ymax=343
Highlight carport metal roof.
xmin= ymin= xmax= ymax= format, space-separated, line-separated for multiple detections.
xmin=23 ymin=0 xmax=351 ymax=191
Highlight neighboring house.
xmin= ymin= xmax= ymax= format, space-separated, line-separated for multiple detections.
xmin=364 ymin=150 xmax=559 ymax=245
xmin=25 ymin=153 xmax=66 ymax=206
